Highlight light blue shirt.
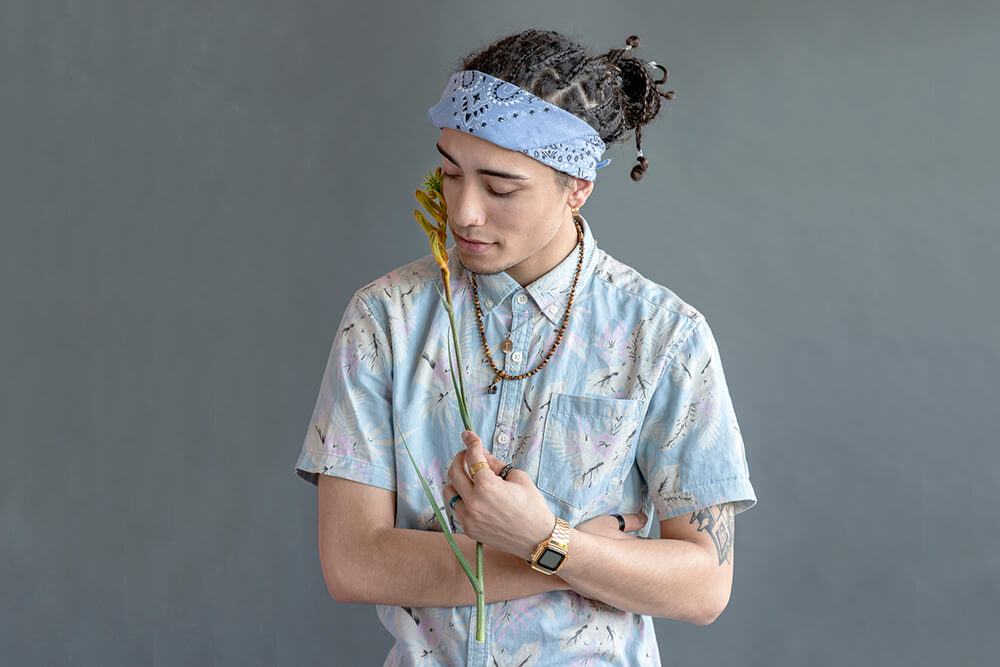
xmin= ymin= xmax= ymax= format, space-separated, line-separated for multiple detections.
xmin=295 ymin=215 xmax=756 ymax=666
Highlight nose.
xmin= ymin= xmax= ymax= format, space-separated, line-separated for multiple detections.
xmin=446 ymin=180 xmax=486 ymax=229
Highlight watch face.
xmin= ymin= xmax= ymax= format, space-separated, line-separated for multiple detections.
xmin=538 ymin=548 xmax=566 ymax=571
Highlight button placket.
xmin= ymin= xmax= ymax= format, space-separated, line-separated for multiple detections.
xmin=492 ymin=292 xmax=534 ymax=460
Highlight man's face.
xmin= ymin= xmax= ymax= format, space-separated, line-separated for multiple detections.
xmin=436 ymin=128 xmax=593 ymax=286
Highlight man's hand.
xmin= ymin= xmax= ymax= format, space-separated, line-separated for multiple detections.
xmin=441 ymin=430 xmax=650 ymax=560
xmin=441 ymin=431 xmax=557 ymax=561
xmin=574 ymin=511 xmax=648 ymax=539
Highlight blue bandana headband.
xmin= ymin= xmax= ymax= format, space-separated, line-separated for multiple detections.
xmin=427 ymin=70 xmax=612 ymax=182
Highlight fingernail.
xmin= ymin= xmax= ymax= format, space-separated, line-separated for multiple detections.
xmin=461 ymin=431 xmax=473 ymax=444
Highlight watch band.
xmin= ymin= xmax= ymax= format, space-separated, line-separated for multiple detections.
xmin=528 ymin=517 xmax=571 ymax=574
xmin=549 ymin=517 xmax=571 ymax=549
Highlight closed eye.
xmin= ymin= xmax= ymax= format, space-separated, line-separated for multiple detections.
xmin=442 ymin=172 xmax=515 ymax=197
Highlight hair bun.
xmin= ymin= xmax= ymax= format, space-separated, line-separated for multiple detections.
xmin=613 ymin=34 xmax=677 ymax=183
xmin=458 ymin=29 xmax=673 ymax=184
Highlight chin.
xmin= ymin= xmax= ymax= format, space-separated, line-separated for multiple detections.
xmin=459 ymin=253 xmax=507 ymax=276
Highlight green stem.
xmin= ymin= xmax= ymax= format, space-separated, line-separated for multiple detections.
xmin=429 ymin=280 xmax=485 ymax=641
xmin=445 ymin=333 xmax=472 ymax=433
xmin=443 ymin=284 xmax=484 ymax=641
xmin=476 ymin=542 xmax=485 ymax=642
xmin=397 ymin=427 xmax=482 ymax=593
xmin=442 ymin=298 xmax=473 ymax=430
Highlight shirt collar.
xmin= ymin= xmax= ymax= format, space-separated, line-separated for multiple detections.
xmin=452 ymin=214 xmax=599 ymax=325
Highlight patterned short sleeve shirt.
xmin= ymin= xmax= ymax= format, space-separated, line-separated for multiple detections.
xmin=295 ymin=215 xmax=756 ymax=666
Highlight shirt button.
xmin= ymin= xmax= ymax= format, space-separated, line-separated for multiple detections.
xmin=496 ymin=432 xmax=510 ymax=445
xmin=515 ymin=294 xmax=528 ymax=305
xmin=510 ymin=351 xmax=523 ymax=363
xmin=485 ymin=299 xmax=494 ymax=308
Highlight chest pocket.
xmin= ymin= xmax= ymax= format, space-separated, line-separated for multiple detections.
xmin=537 ymin=393 xmax=641 ymax=513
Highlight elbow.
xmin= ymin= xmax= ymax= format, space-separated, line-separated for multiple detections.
xmin=691 ymin=600 xmax=727 ymax=626
xmin=689 ymin=582 xmax=731 ymax=626
xmin=320 ymin=527 xmax=382 ymax=604
xmin=322 ymin=557 xmax=368 ymax=604
xmin=326 ymin=581 xmax=356 ymax=604
xmin=324 ymin=567 xmax=357 ymax=604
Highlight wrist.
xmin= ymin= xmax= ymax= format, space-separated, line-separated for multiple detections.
xmin=527 ymin=516 xmax=571 ymax=575
xmin=523 ymin=513 xmax=557 ymax=561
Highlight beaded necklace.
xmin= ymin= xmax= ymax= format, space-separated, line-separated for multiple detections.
xmin=468 ymin=216 xmax=585 ymax=394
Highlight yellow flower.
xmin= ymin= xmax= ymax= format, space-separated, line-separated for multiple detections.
xmin=422 ymin=166 xmax=444 ymax=198
xmin=414 ymin=166 xmax=452 ymax=295
xmin=408 ymin=164 xmax=484 ymax=642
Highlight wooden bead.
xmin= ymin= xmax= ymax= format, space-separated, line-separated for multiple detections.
xmin=469 ymin=218 xmax=584 ymax=387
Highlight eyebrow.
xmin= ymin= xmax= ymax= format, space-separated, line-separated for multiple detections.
xmin=436 ymin=143 xmax=531 ymax=181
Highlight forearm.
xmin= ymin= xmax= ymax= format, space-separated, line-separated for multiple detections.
xmin=332 ymin=526 xmax=568 ymax=607
xmin=555 ymin=530 xmax=729 ymax=624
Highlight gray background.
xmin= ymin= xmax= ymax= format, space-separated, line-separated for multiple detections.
xmin=2 ymin=0 xmax=997 ymax=665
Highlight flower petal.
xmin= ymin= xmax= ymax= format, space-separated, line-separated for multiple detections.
xmin=414 ymin=210 xmax=436 ymax=237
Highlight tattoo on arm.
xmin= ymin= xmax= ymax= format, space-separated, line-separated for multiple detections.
xmin=689 ymin=503 xmax=735 ymax=565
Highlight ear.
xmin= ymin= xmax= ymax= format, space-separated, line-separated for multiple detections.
xmin=568 ymin=177 xmax=596 ymax=209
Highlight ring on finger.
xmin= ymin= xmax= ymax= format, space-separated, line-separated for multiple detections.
xmin=449 ymin=494 xmax=462 ymax=509
xmin=499 ymin=463 xmax=515 ymax=480
xmin=612 ymin=514 xmax=625 ymax=532
xmin=467 ymin=461 xmax=490 ymax=478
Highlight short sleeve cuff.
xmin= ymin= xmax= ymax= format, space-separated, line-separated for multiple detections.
xmin=652 ymin=476 xmax=756 ymax=521
xmin=294 ymin=447 xmax=396 ymax=491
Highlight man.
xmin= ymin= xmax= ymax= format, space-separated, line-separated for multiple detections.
xmin=295 ymin=69 xmax=755 ymax=666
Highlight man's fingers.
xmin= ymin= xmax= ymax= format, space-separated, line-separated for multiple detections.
xmin=622 ymin=512 xmax=649 ymax=532
xmin=594 ymin=512 xmax=649 ymax=534
xmin=447 ymin=450 xmax=473 ymax=495
xmin=464 ymin=431 xmax=507 ymax=475
xmin=484 ymin=449 xmax=505 ymax=474
xmin=461 ymin=431 xmax=495 ymax=480
xmin=503 ymin=467 xmax=533 ymax=486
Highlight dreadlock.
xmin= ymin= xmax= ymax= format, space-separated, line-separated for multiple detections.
xmin=457 ymin=30 xmax=675 ymax=186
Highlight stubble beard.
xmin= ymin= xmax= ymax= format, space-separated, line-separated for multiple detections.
xmin=458 ymin=245 xmax=536 ymax=279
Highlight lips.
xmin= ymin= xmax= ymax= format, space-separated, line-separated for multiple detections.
xmin=453 ymin=232 xmax=496 ymax=254
xmin=454 ymin=231 xmax=490 ymax=244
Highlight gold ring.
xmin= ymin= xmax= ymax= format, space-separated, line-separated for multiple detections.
xmin=468 ymin=461 xmax=490 ymax=478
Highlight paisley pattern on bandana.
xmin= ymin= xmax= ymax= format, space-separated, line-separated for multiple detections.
xmin=427 ymin=70 xmax=613 ymax=182
xmin=294 ymin=216 xmax=756 ymax=666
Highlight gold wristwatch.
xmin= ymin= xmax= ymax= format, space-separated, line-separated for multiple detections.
xmin=528 ymin=517 xmax=571 ymax=574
